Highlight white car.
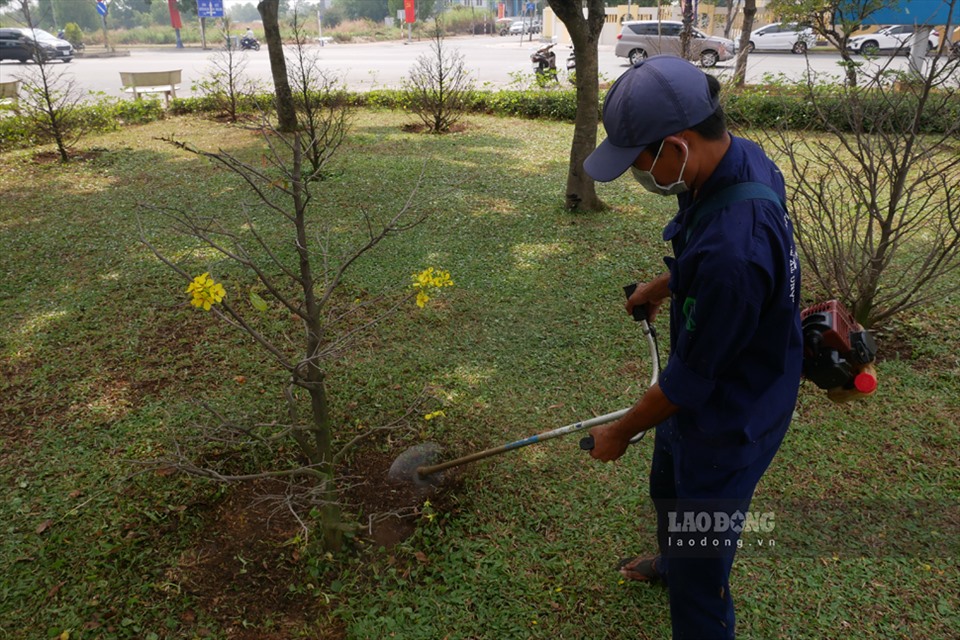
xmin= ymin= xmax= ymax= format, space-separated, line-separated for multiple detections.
xmin=847 ymin=24 xmax=940 ymax=55
xmin=748 ymin=22 xmax=816 ymax=54
xmin=509 ymin=21 xmax=528 ymax=36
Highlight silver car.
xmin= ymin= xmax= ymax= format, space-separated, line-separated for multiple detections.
xmin=614 ymin=20 xmax=736 ymax=67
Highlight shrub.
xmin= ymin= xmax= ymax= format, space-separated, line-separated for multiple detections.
xmin=63 ymin=23 xmax=84 ymax=49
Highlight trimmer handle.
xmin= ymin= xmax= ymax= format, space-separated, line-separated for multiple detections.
xmin=623 ymin=283 xmax=650 ymax=323
xmin=580 ymin=284 xmax=650 ymax=452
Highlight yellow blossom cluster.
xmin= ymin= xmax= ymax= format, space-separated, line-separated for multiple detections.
xmin=411 ymin=267 xmax=454 ymax=308
xmin=186 ymin=272 xmax=226 ymax=311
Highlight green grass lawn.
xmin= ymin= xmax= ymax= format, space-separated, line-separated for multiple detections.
xmin=1 ymin=110 xmax=957 ymax=639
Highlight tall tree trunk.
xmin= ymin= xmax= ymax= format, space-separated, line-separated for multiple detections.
xmin=547 ymin=0 xmax=606 ymax=211
xmin=723 ymin=0 xmax=740 ymax=40
xmin=258 ymin=0 xmax=298 ymax=132
xmin=680 ymin=0 xmax=694 ymax=60
xmin=733 ymin=0 xmax=756 ymax=87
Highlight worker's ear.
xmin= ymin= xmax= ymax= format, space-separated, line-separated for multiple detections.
xmin=661 ymin=134 xmax=689 ymax=157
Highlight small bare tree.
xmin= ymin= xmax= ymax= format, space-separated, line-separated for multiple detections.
xmin=193 ymin=18 xmax=260 ymax=123
xmin=141 ymin=34 xmax=452 ymax=550
xmin=404 ymin=19 xmax=474 ymax=134
xmin=11 ymin=0 xmax=90 ymax=162
xmin=757 ymin=26 xmax=960 ymax=328
xmin=286 ymin=8 xmax=351 ymax=178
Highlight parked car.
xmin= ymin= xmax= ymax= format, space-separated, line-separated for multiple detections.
xmin=614 ymin=20 xmax=736 ymax=67
xmin=509 ymin=20 xmax=538 ymax=36
xmin=748 ymin=22 xmax=816 ymax=54
xmin=0 ymin=27 xmax=73 ymax=63
xmin=847 ymin=24 xmax=940 ymax=55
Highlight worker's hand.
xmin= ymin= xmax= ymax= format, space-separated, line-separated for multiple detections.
xmin=587 ymin=422 xmax=632 ymax=462
xmin=626 ymin=274 xmax=670 ymax=323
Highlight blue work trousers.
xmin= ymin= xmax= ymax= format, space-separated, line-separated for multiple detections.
xmin=649 ymin=424 xmax=784 ymax=640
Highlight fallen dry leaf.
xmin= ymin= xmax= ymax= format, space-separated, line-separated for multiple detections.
xmin=36 ymin=519 xmax=53 ymax=535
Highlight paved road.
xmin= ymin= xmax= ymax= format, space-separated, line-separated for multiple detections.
xmin=0 ymin=34 xmax=926 ymax=101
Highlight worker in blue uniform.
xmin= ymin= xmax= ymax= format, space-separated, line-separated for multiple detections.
xmin=582 ymin=56 xmax=803 ymax=639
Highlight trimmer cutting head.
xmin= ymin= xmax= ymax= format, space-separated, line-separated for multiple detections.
xmin=387 ymin=442 xmax=444 ymax=491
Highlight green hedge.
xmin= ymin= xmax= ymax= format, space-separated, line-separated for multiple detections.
xmin=724 ymin=84 xmax=960 ymax=134
xmin=0 ymin=98 xmax=164 ymax=152
xmin=3 ymin=84 xmax=959 ymax=154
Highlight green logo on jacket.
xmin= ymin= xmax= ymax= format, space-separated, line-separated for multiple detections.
xmin=683 ymin=296 xmax=697 ymax=332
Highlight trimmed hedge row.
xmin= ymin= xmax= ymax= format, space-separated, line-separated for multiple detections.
xmin=725 ymin=85 xmax=960 ymax=134
xmin=0 ymin=98 xmax=165 ymax=152
xmin=3 ymin=84 xmax=959 ymax=153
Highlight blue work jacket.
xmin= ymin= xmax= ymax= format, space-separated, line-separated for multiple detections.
xmin=657 ymin=135 xmax=803 ymax=474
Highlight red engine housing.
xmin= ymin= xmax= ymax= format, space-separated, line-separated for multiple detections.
xmin=800 ymin=300 xmax=877 ymax=392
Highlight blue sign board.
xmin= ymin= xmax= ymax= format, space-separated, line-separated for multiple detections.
xmin=860 ymin=1 xmax=954 ymax=25
xmin=197 ymin=0 xmax=225 ymax=19
xmin=96 ymin=1 xmax=108 ymax=17
xmin=526 ymin=2 xmax=535 ymax=12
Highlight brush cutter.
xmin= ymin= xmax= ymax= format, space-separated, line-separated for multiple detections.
xmin=387 ymin=285 xmax=661 ymax=491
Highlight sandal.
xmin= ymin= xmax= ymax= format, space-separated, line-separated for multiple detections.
xmin=617 ymin=554 xmax=666 ymax=584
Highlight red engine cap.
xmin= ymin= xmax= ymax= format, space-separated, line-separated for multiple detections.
xmin=854 ymin=372 xmax=877 ymax=394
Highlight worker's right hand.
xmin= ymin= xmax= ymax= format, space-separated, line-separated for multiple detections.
xmin=587 ymin=422 xmax=632 ymax=463
xmin=626 ymin=274 xmax=671 ymax=323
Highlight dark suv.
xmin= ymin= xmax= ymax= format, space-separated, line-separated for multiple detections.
xmin=0 ymin=27 xmax=73 ymax=63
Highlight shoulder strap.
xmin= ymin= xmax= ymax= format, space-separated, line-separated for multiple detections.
xmin=685 ymin=182 xmax=786 ymax=243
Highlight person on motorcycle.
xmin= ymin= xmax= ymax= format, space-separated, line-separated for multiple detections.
xmin=244 ymin=27 xmax=255 ymax=41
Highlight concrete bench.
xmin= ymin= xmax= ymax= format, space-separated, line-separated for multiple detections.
xmin=119 ymin=70 xmax=181 ymax=107
xmin=0 ymin=80 xmax=19 ymax=113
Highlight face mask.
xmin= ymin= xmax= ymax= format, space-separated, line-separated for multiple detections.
xmin=630 ymin=140 xmax=689 ymax=196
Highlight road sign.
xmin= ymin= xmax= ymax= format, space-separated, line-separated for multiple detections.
xmin=857 ymin=1 xmax=954 ymax=25
xmin=526 ymin=2 xmax=535 ymax=12
xmin=96 ymin=1 xmax=108 ymax=17
xmin=197 ymin=0 xmax=224 ymax=19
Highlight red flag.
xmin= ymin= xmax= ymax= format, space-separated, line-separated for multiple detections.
xmin=404 ymin=0 xmax=415 ymax=24
xmin=167 ymin=0 xmax=183 ymax=29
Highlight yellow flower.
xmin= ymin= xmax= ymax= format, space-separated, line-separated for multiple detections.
xmin=186 ymin=272 xmax=226 ymax=311
xmin=411 ymin=267 xmax=454 ymax=309
xmin=423 ymin=410 xmax=446 ymax=421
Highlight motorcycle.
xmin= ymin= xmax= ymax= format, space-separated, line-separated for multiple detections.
xmin=240 ymin=36 xmax=261 ymax=51
xmin=531 ymin=43 xmax=557 ymax=77
xmin=531 ymin=44 xmax=576 ymax=84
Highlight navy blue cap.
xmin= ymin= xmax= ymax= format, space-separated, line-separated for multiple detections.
xmin=584 ymin=56 xmax=720 ymax=183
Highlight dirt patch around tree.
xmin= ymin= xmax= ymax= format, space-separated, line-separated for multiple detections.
xmin=171 ymin=443 xmax=460 ymax=637
xmin=169 ymin=477 xmax=343 ymax=639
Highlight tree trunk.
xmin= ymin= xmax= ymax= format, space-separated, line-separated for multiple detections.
xmin=680 ymin=0 xmax=694 ymax=60
xmin=292 ymin=134 xmax=344 ymax=550
xmin=547 ymin=0 xmax=606 ymax=211
xmin=723 ymin=0 xmax=740 ymax=40
xmin=733 ymin=0 xmax=756 ymax=87
xmin=258 ymin=0 xmax=298 ymax=132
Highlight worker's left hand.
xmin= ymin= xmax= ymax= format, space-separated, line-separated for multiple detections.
xmin=587 ymin=422 xmax=631 ymax=462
